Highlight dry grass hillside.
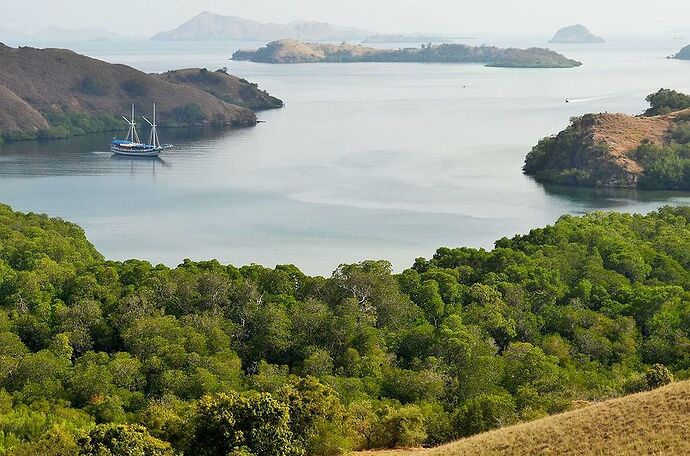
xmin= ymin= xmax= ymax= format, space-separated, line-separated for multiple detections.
xmin=586 ymin=112 xmax=674 ymax=176
xmin=159 ymin=68 xmax=283 ymax=110
xmin=524 ymin=108 xmax=690 ymax=187
xmin=358 ymin=380 xmax=690 ymax=456
xmin=0 ymin=43 xmax=282 ymax=136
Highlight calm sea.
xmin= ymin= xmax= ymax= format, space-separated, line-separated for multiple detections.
xmin=1 ymin=36 xmax=690 ymax=275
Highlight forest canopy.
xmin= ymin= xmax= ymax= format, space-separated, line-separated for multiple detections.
xmin=0 ymin=203 xmax=688 ymax=454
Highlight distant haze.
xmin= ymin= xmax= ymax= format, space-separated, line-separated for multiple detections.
xmin=1 ymin=0 xmax=690 ymax=38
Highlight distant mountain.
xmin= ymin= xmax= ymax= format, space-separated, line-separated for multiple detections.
xmin=0 ymin=25 xmax=26 ymax=41
xmin=549 ymin=24 xmax=605 ymax=44
xmin=31 ymin=27 xmax=124 ymax=42
xmin=152 ymin=11 xmax=371 ymax=41
xmin=232 ymin=39 xmax=582 ymax=68
xmin=362 ymin=34 xmax=460 ymax=44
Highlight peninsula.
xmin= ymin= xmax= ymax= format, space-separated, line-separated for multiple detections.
xmin=549 ymin=24 xmax=605 ymax=43
xmin=0 ymin=44 xmax=282 ymax=143
xmin=523 ymin=89 xmax=690 ymax=189
xmin=231 ymin=39 xmax=582 ymax=68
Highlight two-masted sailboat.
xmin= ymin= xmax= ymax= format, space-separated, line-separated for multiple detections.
xmin=111 ymin=103 xmax=173 ymax=157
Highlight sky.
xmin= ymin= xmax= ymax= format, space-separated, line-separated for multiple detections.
xmin=0 ymin=0 xmax=688 ymax=37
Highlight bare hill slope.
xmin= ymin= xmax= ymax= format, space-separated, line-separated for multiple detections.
xmin=359 ymin=380 xmax=690 ymax=456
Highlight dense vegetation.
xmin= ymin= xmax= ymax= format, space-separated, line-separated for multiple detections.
xmin=0 ymin=112 xmax=123 ymax=143
xmin=0 ymin=203 xmax=689 ymax=454
xmin=642 ymin=89 xmax=690 ymax=116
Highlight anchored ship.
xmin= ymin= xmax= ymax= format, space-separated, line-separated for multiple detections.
xmin=111 ymin=104 xmax=172 ymax=157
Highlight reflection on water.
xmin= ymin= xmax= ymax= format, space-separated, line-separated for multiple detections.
xmin=539 ymin=183 xmax=690 ymax=211
xmin=1 ymin=39 xmax=690 ymax=274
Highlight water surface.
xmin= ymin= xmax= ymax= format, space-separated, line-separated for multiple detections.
xmin=1 ymin=38 xmax=690 ymax=274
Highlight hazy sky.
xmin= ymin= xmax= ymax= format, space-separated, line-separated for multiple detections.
xmin=1 ymin=0 xmax=688 ymax=36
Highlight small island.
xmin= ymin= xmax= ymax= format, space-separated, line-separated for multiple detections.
xmin=549 ymin=24 xmax=605 ymax=44
xmin=0 ymin=44 xmax=282 ymax=143
xmin=523 ymin=89 xmax=690 ymax=189
xmin=670 ymin=44 xmax=690 ymax=60
xmin=232 ymin=39 xmax=582 ymax=68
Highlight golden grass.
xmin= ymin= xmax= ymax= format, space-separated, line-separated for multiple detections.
xmin=357 ymin=380 xmax=690 ymax=456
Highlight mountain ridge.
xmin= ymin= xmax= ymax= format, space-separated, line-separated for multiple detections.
xmin=152 ymin=11 xmax=372 ymax=41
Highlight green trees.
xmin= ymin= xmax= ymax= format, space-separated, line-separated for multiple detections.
xmin=643 ymin=89 xmax=690 ymax=116
xmin=1 ymin=203 xmax=690 ymax=453
xmin=189 ymin=392 xmax=299 ymax=456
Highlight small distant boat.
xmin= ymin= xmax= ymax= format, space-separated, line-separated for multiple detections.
xmin=111 ymin=103 xmax=173 ymax=157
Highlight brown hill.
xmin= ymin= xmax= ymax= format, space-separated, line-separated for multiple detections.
xmin=0 ymin=44 xmax=282 ymax=139
xmin=523 ymin=109 xmax=690 ymax=187
xmin=358 ymin=380 xmax=690 ymax=456
xmin=158 ymin=68 xmax=283 ymax=110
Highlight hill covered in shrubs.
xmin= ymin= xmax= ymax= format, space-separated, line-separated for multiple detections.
xmin=232 ymin=39 xmax=582 ymax=68
xmin=0 ymin=44 xmax=282 ymax=143
xmin=0 ymin=203 xmax=689 ymax=454
xmin=524 ymin=89 xmax=690 ymax=189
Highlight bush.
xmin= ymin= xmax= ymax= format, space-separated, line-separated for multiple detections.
xmin=121 ymin=79 xmax=147 ymax=97
xmin=78 ymin=424 xmax=173 ymax=456
xmin=644 ymin=89 xmax=690 ymax=116
xmin=189 ymin=392 xmax=300 ymax=456
xmin=644 ymin=364 xmax=674 ymax=390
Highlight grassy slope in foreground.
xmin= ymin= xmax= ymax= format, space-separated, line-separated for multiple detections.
xmin=231 ymin=39 xmax=582 ymax=68
xmin=359 ymin=380 xmax=690 ymax=455
xmin=0 ymin=44 xmax=283 ymax=142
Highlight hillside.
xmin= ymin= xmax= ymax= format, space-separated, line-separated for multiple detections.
xmin=524 ymin=89 xmax=690 ymax=189
xmin=549 ymin=24 xmax=605 ymax=44
xmin=232 ymin=39 xmax=582 ymax=68
xmin=0 ymin=44 xmax=282 ymax=142
xmin=152 ymin=11 xmax=371 ymax=41
xmin=359 ymin=380 xmax=690 ymax=455
xmin=158 ymin=68 xmax=283 ymax=110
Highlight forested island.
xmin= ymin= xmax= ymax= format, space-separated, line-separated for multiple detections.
xmin=524 ymin=89 xmax=690 ymax=189
xmin=0 ymin=202 xmax=688 ymax=454
xmin=0 ymin=44 xmax=282 ymax=144
xmin=231 ymin=39 xmax=582 ymax=68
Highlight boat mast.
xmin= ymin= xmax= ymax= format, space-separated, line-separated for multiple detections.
xmin=122 ymin=104 xmax=141 ymax=143
xmin=142 ymin=103 xmax=161 ymax=149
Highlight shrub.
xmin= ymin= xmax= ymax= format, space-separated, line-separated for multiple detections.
xmin=644 ymin=364 xmax=674 ymax=390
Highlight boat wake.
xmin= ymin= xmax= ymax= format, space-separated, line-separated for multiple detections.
xmin=565 ymin=94 xmax=624 ymax=104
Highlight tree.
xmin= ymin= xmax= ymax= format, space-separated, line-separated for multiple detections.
xmin=79 ymin=424 xmax=173 ymax=456
xmin=190 ymin=392 xmax=300 ymax=456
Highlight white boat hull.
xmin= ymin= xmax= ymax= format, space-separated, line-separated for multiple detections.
xmin=110 ymin=145 xmax=161 ymax=157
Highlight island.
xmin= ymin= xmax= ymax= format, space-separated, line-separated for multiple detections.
xmin=0 ymin=43 xmax=282 ymax=143
xmin=523 ymin=89 xmax=690 ymax=189
xmin=231 ymin=39 xmax=582 ymax=68
xmin=670 ymin=44 xmax=690 ymax=60
xmin=549 ymin=24 xmax=605 ymax=44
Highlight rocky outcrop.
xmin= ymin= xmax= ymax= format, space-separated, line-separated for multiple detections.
xmin=550 ymin=25 xmax=605 ymax=44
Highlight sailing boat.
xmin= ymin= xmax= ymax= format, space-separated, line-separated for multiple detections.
xmin=111 ymin=103 xmax=172 ymax=157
